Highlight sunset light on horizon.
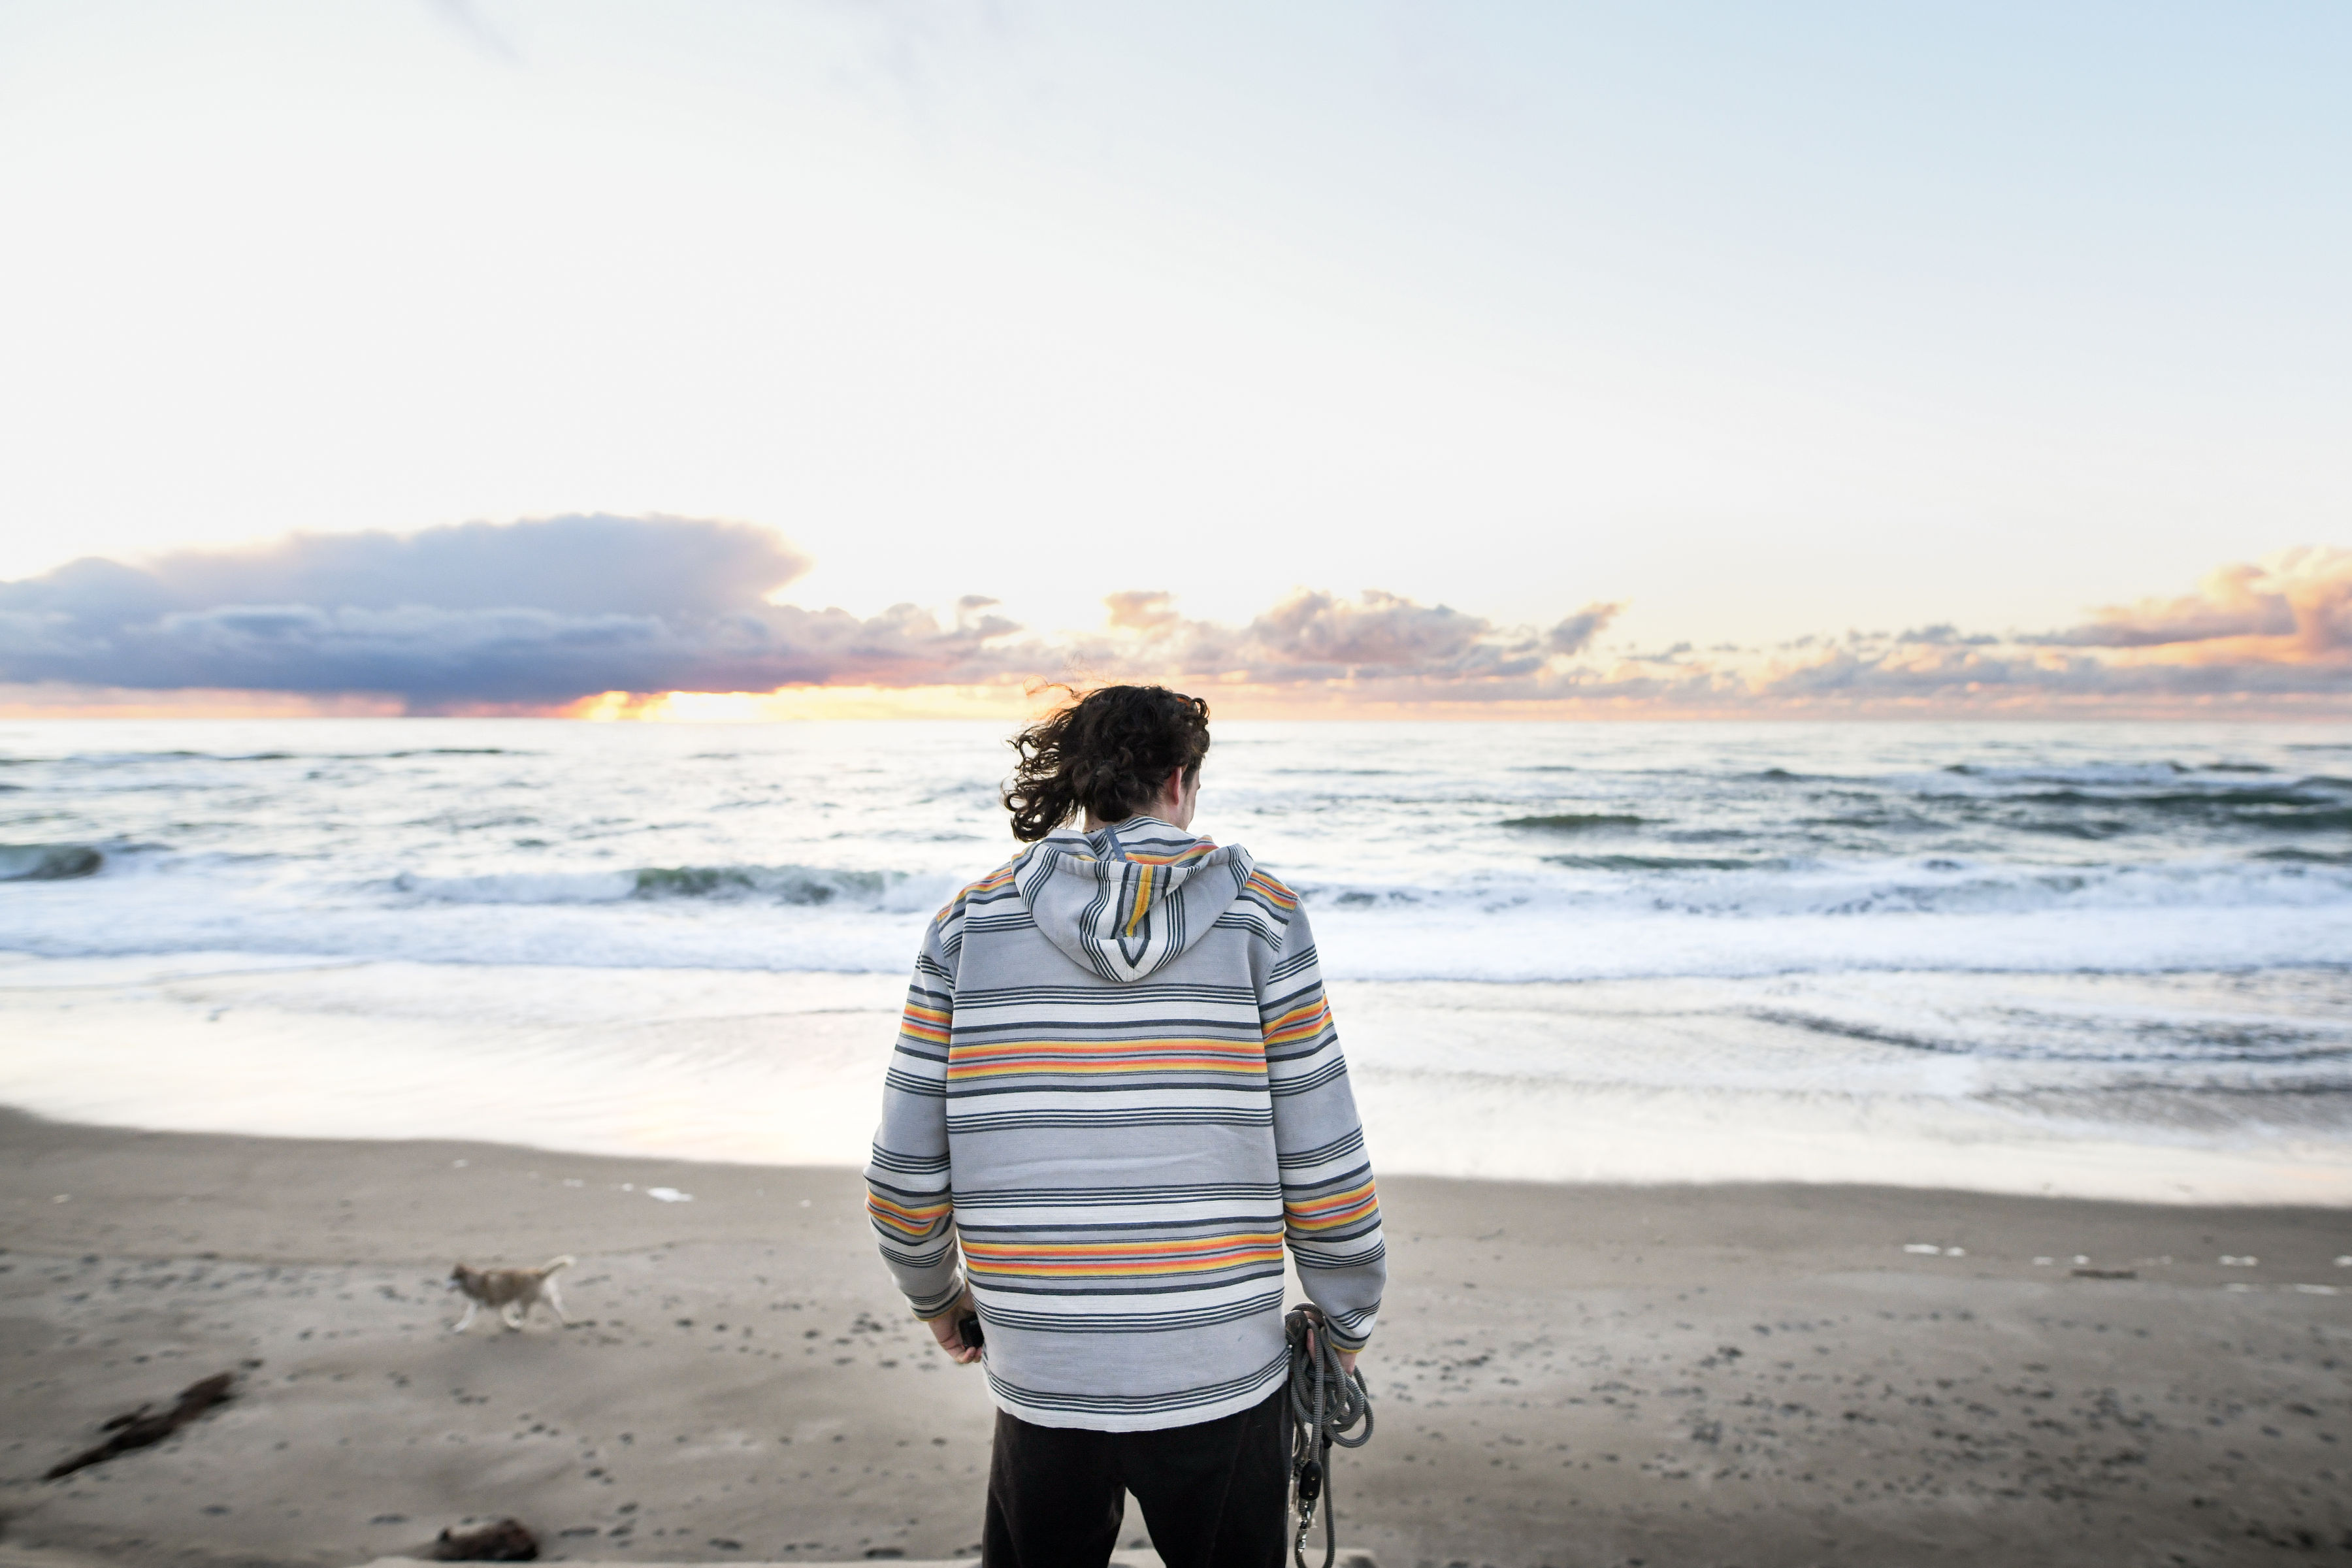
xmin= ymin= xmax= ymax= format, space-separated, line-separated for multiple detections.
xmin=3 ymin=1 xmax=2347 ymax=724
xmin=3 ymin=526 xmax=2345 ymax=720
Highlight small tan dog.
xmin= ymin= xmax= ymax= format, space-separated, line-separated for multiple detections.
xmin=447 ymin=1255 xmax=574 ymax=1332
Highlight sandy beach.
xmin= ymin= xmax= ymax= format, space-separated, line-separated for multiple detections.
xmin=2 ymin=1107 xmax=2347 ymax=1567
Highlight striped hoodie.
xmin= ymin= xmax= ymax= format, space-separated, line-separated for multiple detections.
xmin=864 ymin=815 xmax=1385 ymax=1431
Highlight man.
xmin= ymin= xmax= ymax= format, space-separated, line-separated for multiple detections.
xmin=864 ymin=684 xmax=1385 ymax=1567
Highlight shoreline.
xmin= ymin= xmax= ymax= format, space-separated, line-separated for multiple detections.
xmin=7 ymin=955 xmax=2350 ymax=1206
xmin=5 ymin=1109 xmax=2349 ymax=1567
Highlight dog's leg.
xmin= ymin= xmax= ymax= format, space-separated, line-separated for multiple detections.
xmin=501 ymin=1301 xmax=524 ymax=1331
xmin=451 ymin=1301 xmax=478 ymax=1333
xmin=544 ymin=1280 xmax=568 ymax=1324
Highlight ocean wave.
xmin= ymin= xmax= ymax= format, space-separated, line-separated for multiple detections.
xmin=1748 ymin=1006 xmax=2352 ymax=1065
xmin=0 ymin=746 xmax=531 ymax=769
xmin=1998 ymin=786 xmax=2344 ymax=811
xmin=1544 ymin=853 xmax=1764 ymax=872
xmin=0 ymin=843 xmax=103 ymax=881
xmin=1944 ymin=760 xmax=2172 ymax=779
xmin=385 ymin=862 xmax=947 ymax=912
xmin=1297 ymin=853 xmax=2352 ymax=923
xmin=630 ymin=865 xmax=894 ymax=906
xmin=1500 ymin=813 xmax=1644 ymax=830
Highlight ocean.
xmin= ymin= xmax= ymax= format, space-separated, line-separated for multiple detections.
xmin=5 ymin=717 xmax=2350 ymax=1201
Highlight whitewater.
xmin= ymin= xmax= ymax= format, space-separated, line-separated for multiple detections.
xmin=5 ymin=717 xmax=2350 ymax=1200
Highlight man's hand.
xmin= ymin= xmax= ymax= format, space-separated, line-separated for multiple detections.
xmin=928 ymin=1289 xmax=982 ymax=1365
xmin=1303 ymin=1317 xmax=1359 ymax=1378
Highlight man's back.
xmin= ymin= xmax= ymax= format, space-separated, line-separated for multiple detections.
xmin=866 ymin=814 xmax=1384 ymax=1428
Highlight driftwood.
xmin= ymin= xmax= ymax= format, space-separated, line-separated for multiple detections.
xmin=45 ymin=1371 xmax=237 ymax=1480
xmin=432 ymin=1518 xmax=540 ymax=1561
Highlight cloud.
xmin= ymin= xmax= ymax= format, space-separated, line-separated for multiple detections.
xmin=3 ymin=515 xmax=810 ymax=622
xmin=2031 ymin=546 xmax=2351 ymax=657
xmin=1244 ymin=589 xmax=1490 ymax=672
xmin=3 ymin=521 xmax=2346 ymax=714
xmin=1086 ymin=587 xmax=1592 ymax=689
xmin=1727 ymin=546 xmax=2352 ymax=708
xmin=1545 ymin=602 xmax=1622 ymax=655
xmin=0 ymin=515 xmax=1019 ymax=708
xmin=1103 ymin=590 xmax=1181 ymax=634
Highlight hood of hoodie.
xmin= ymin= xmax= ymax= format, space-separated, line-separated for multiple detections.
xmin=1015 ymin=816 xmax=1257 ymax=984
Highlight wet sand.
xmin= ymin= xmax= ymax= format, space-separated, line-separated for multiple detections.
xmin=3 ymin=1107 xmax=2348 ymax=1567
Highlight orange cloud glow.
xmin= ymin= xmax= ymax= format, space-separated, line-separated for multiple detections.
xmin=2069 ymin=546 xmax=2352 ymax=668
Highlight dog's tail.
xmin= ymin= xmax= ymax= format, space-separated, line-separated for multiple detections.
xmin=542 ymin=1255 xmax=576 ymax=1275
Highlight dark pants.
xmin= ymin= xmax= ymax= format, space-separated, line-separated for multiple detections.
xmin=981 ymin=1386 xmax=1288 ymax=1568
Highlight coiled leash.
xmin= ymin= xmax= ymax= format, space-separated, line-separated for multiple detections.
xmin=1284 ymin=1305 xmax=1373 ymax=1568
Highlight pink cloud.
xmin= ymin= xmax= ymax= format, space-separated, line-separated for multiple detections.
xmin=2037 ymin=546 xmax=2351 ymax=656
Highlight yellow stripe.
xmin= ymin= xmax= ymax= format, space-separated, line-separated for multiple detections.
xmin=1245 ymin=872 xmax=1298 ymax=909
xmin=962 ymin=1233 xmax=1285 ymax=1277
xmin=945 ymin=1039 xmax=1266 ymax=1081
xmin=1285 ymin=1182 xmax=1378 ymax=1230
xmin=949 ymin=1056 xmax=1264 ymax=1080
xmin=1263 ymin=999 xmax=1331 ymax=1045
xmin=956 ymin=1039 xmax=1264 ymax=1058
xmin=1122 ymin=841 xmax=1217 ymax=866
xmin=1124 ymin=863 xmax=1154 ymax=937
xmin=866 ymin=1192 xmax=949 ymax=1239
xmin=900 ymin=1003 xmax=951 ymax=1044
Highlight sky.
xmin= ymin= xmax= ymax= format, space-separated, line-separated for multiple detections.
xmin=1 ymin=1 xmax=2347 ymax=716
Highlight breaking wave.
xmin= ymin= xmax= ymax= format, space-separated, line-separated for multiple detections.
xmin=388 ymin=863 xmax=946 ymax=911
xmin=0 ymin=843 xmax=103 ymax=881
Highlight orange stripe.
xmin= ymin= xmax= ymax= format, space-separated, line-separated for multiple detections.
xmin=949 ymin=1057 xmax=1263 ymax=1079
xmin=1262 ymin=999 xmax=1330 ymax=1044
xmin=963 ymin=1232 xmax=1280 ymax=1260
xmin=945 ymin=1039 xmax=1265 ymax=1079
xmin=955 ymin=1039 xmax=1264 ymax=1060
xmin=1286 ymin=1186 xmax=1379 ymax=1231
xmin=1287 ymin=1181 xmax=1375 ymax=1214
xmin=866 ymin=1193 xmax=949 ymax=1239
xmin=965 ymin=1252 xmax=1285 ymax=1279
xmin=1245 ymin=872 xmax=1298 ymax=909
xmin=963 ymin=1235 xmax=1284 ymax=1277
xmin=950 ymin=1056 xmax=1262 ymax=1079
xmin=1122 ymin=841 xmax=1218 ymax=866
xmin=898 ymin=1002 xmax=951 ymax=1043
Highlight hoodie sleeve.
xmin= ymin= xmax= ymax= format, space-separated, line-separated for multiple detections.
xmin=1256 ymin=893 xmax=1386 ymax=1351
xmin=864 ymin=901 xmax=966 ymax=1320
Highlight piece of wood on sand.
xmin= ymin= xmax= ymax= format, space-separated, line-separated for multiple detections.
xmin=42 ymin=1371 xmax=238 ymax=1481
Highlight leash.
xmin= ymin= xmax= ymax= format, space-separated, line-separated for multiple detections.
xmin=1283 ymin=1305 xmax=1373 ymax=1568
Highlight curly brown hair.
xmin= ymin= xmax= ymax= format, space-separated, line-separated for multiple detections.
xmin=1002 ymin=685 xmax=1211 ymax=843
